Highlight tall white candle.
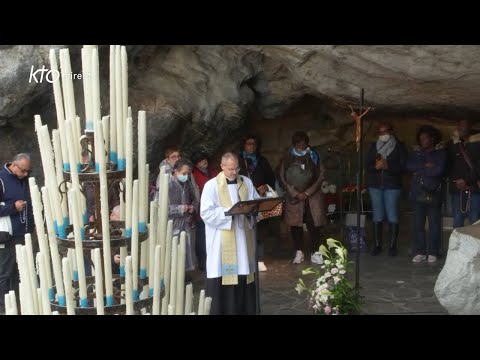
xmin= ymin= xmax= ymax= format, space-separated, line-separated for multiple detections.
xmin=167 ymin=304 xmax=174 ymax=315
xmin=145 ymin=164 xmax=150 ymax=232
xmin=92 ymin=248 xmax=104 ymax=315
xmin=203 ymin=297 xmax=212 ymax=315
xmin=127 ymin=106 xmax=132 ymax=119
xmin=39 ymin=124 xmax=66 ymax=238
xmin=24 ymin=234 xmax=39 ymax=314
xmin=138 ymin=111 xmax=147 ymax=232
xmin=125 ymin=117 xmax=133 ymax=238
xmin=169 ymin=236 xmax=178 ymax=313
xmin=115 ymin=45 xmax=124 ymax=170
xmin=161 ymin=294 xmax=168 ymax=315
xmin=20 ymin=246 xmax=36 ymax=315
xmin=69 ymin=189 xmax=88 ymax=308
xmin=184 ymin=283 xmax=193 ymax=315
xmin=148 ymin=201 xmax=158 ymax=295
xmin=52 ymin=130 xmax=69 ymax=224
xmin=175 ymin=232 xmax=186 ymax=315
xmin=140 ymin=238 xmax=147 ymax=282
xmin=15 ymin=244 xmax=27 ymax=314
xmin=109 ymin=45 xmax=117 ymax=165
xmin=49 ymin=49 xmax=69 ymax=171
xmin=62 ymin=257 xmax=75 ymax=315
xmin=91 ymin=47 xmax=101 ymax=132
xmin=59 ymin=49 xmax=76 ymax=122
xmin=198 ymin=289 xmax=205 ymax=315
xmin=162 ymin=224 xmax=173 ymax=307
xmin=125 ymin=256 xmax=134 ymax=315
xmin=37 ymin=252 xmax=52 ymax=315
xmin=121 ymin=46 xmax=128 ymax=131
xmin=81 ymin=45 xmax=94 ymax=132
xmin=152 ymin=245 xmax=161 ymax=315
xmin=131 ymin=180 xmax=139 ymax=301
xmin=100 ymin=183 xmax=114 ymax=306
xmin=42 ymin=186 xmax=65 ymax=306
xmin=65 ymin=120 xmax=80 ymax=188
xmin=29 ymin=184 xmax=53 ymax=300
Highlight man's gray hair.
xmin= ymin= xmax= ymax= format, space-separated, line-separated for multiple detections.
xmin=12 ymin=153 xmax=31 ymax=163
xmin=221 ymin=152 xmax=238 ymax=164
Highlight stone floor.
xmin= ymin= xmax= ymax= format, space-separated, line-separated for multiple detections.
xmin=189 ymin=215 xmax=451 ymax=315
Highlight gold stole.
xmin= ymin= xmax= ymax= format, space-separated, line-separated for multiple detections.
xmin=216 ymin=172 xmax=255 ymax=285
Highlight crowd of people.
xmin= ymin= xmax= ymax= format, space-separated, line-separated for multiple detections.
xmin=2 ymin=118 xmax=480 ymax=315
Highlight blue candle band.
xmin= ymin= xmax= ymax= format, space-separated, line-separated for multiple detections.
xmin=139 ymin=222 xmax=146 ymax=233
xmin=58 ymin=295 xmax=66 ymax=306
xmin=125 ymin=228 xmax=132 ymax=237
xmin=106 ymin=295 xmax=114 ymax=307
xmin=120 ymin=266 xmax=125 ymax=277
xmin=95 ymin=163 xmax=100 ymax=173
xmin=110 ymin=151 xmax=117 ymax=164
xmin=73 ymin=271 xmax=79 ymax=282
xmin=63 ymin=163 xmax=70 ymax=172
xmin=80 ymin=298 xmax=89 ymax=308
xmin=140 ymin=268 xmax=147 ymax=280
xmin=86 ymin=121 xmax=94 ymax=131
xmin=149 ymin=288 xmax=154 ymax=297
xmin=133 ymin=289 xmax=139 ymax=301
xmin=118 ymin=158 xmax=126 ymax=171
xmin=48 ymin=288 xmax=55 ymax=302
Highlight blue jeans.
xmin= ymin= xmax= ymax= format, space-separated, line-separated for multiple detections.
xmin=368 ymin=188 xmax=401 ymax=223
xmin=412 ymin=201 xmax=441 ymax=256
xmin=451 ymin=192 xmax=480 ymax=228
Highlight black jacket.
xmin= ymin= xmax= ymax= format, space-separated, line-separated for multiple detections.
xmin=446 ymin=133 xmax=480 ymax=193
xmin=365 ymin=140 xmax=407 ymax=189
xmin=238 ymin=153 xmax=275 ymax=189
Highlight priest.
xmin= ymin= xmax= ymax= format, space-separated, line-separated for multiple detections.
xmin=200 ymin=152 xmax=260 ymax=315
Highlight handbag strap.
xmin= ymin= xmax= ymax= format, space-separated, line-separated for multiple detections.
xmin=459 ymin=141 xmax=475 ymax=171
xmin=243 ymin=158 xmax=251 ymax=178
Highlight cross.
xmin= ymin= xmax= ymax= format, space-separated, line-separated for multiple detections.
xmin=349 ymin=105 xmax=371 ymax=152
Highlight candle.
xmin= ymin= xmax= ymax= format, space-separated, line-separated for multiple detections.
xmin=49 ymin=49 xmax=69 ymax=171
xmin=162 ymin=223 xmax=173 ymax=307
xmin=62 ymin=257 xmax=75 ymax=315
xmin=92 ymin=248 xmax=104 ymax=315
xmin=140 ymin=238 xmax=147 ymax=282
xmin=100 ymin=184 xmax=114 ymax=306
xmin=20 ymin=246 xmax=36 ymax=314
xmin=198 ymin=289 xmax=205 ymax=315
xmin=94 ymin=120 xmax=106 ymax=185
xmin=74 ymin=115 xmax=82 ymax=167
xmin=131 ymin=180 xmax=139 ymax=301
xmin=40 ymin=124 xmax=66 ymax=238
xmin=24 ymin=234 xmax=39 ymax=314
xmin=145 ymin=164 xmax=150 ymax=232
xmin=175 ymin=232 xmax=186 ymax=315
xmin=125 ymin=117 xmax=133 ymax=237
xmin=8 ymin=290 xmax=18 ymax=315
xmin=81 ymin=45 xmax=94 ymax=131
xmin=42 ymin=186 xmax=65 ymax=306
xmin=121 ymin=46 xmax=128 ymax=131
xmin=138 ymin=111 xmax=147 ymax=232
xmin=52 ymin=130 xmax=69 ymax=225
xmin=69 ymin=189 xmax=88 ymax=308
xmin=127 ymin=106 xmax=132 ymax=119
xmin=125 ymin=256 xmax=134 ymax=315
xmin=36 ymin=288 xmax=43 ymax=316
xmin=37 ymin=252 xmax=52 ymax=315
xmin=169 ymin=236 xmax=178 ymax=313
xmin=204 ymin=297 xmax=212 ymax=315
xmin=152 ymin=245 xmax=161 ymax=315
xmin=148 ymin=201 xmax=157 ymax=296
xmin=91 ymin=47 xmax=101 ymax=133
xmin=109 ymin=45 xmax=117 ymax=165
xmin=115 ymin=45 xmax=124 ymax=170
xmin=15 ymin=245 xmax=26 ymax=313
xmin=68 ymin=248 xmax=78 ymax=282
xmin=184 ymin=283 xmax=193 ymax=315
xmin=65 ymin=120 xmax=80 ymax=188
xmin=167 ymin=304 xmax=174 ymax=315
xmin=161 ymin=294 xmax=168 ymax=315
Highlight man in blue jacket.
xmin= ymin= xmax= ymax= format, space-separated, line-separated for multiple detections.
xmin=0 ymin=153 xmax=35 ymax=314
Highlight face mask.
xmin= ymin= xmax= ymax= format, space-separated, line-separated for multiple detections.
xmin=177 ymin=174 xmax=188 ymax=183
xmin=379 ymin=134 xmax=390 ymax=142
xmin=294 ymin=148 xmax=308 ymax=156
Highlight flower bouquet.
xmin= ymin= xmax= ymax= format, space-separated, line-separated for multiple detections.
xmin=295 ymin=238 xmax=364 ymax=315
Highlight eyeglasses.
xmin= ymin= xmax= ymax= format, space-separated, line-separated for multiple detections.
xmin=224 ymin=167 xmax=240 ymax=172
xmin=14 ymin=162 xmax=32 ymax=174
xmin=245 ymin=141 xmax=257 ymax=146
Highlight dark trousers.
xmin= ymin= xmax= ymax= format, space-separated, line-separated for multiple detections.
xmin=256 ymin=220 xmax=269 ymax=261
xmin=290 ymin=204 xmax=322 ymax=254
xmin=206 ymin=275 xmax=256 ymax=315
xmin=0 ymin=236 xmax=25 ymax=313
xmin=195 ymin=219 xmax=207 ymax=271
xmin=451 ymin=192 xmax=480 ymax=228
xmin=412 ymin=201 xmax=442 ymax=256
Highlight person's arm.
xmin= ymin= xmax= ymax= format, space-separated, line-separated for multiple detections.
xmin=200 ymin=180 xmax=233 ymax=230
xmin=278 ymin=157 xmax=300 ymax=198
xmin=263 ymin=157 xmax=276 ymax=189
xmin=406 ymin=151 xmax=422 ymax=173
xmin=365 ymin=143 xmax=378 ymax=173
xmin=384 ymin=143 xmax=407 ymax=175
xmin=421 ymin=150 xmax=446 ymax=178
xmin=304 ymin=160 xmax=325 ymax=198
xmin=0 ymin=179 xmax=17 ymax=217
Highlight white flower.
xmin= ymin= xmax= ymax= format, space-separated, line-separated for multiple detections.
xmin=333 ymin=276 xmax=341 ymax=284
xmin=339 ymin=269 xmax=346 ymax=275
xmin=331 ymin=267 xmax=339 ymax=274
xmin=324 ymin=272 xmax=331 ymax=278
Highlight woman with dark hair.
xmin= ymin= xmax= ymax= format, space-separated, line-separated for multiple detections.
xmin=407 ymin=125 xmax=446 ymax=263
xmin=191 ymin=151 xmax=218 ymax=271
xmin=279 ymin=131 xmax=326 ymax=265
xmin=239 ymin=134 xmax=275 ymax=271
xmin=366 ymin=121 xmax=407 ymax=257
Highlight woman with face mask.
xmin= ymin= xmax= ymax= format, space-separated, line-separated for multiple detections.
xmin=166 ymin=158 xmax=198 ymax=274
xmin=366 ymin=122 xmax=407 ymax=257
xmin=279 ymin=131 xmax=326 ymax=265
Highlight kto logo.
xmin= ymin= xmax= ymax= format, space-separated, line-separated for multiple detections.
xmin=29 ymin=65 xmax=86 ymax=83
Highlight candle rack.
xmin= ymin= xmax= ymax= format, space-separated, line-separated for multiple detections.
xmin=52 ymin=131 xmax=154 ymax=314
